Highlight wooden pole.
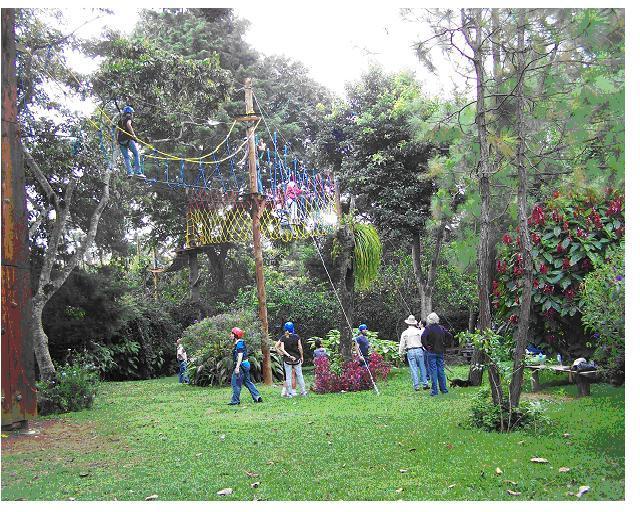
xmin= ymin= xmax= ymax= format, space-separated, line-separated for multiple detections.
xmin=244 ymin=78 xmax=272 ymax=385
xmin=2 ymin=8 xmax=37 ymax=428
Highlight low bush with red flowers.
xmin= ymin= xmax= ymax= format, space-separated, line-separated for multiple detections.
xmin=493 ymin=187 xmax=624 ymax=356
xmin=313 ymin=351 xmax=391 ymax=394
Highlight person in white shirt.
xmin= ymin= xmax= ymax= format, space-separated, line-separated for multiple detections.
xmin=399 ymin=314 xmax=429 ymax=391
xmin=176 ymin=338 xmax=190 ymax=384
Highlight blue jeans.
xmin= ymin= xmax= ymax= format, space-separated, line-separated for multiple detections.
xmin=427 ymin=351 xmax=448 ymax=395
xmin=407 ymin=348 xmax=429 ymax=389
xmin=230 ymin=365 xmax=261 ymax=404
xmin=422 ymin=352 xmax=431 ymax=382
xmin=178 ymin=360 xmax=189 ymax=384
xmin=119 ymin=140 xmax=141 ymax=175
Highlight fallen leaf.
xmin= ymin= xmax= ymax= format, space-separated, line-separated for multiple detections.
xmin=251 ymin=482 xmax=260 ymax=488
xmin=79 ymin=472 xmax=89 ymax=478
xmin=217 ymin=488 xmax=233 ymax=496
xmin=495 ymin=467 xmax=503 ymax=475
xmin=507 ymin=489 xmax=521 ymax=496
xmin=517 ymin=440 xmax=525 ymax=446
xmin=559 ymin=467 xmax=571 ymax=473
xmin=448 ymin=484 xmax=456 ymax=489
xmin=145 ymin=495 xmax=159 ymax=501
xmin=328 ymin=441 xmax=333 ymax=446
xmin=562 ymin=433 xmax=571 ymax=438
xmin=195 ymin=453 xmax=203 ymax=457
xmin=266 ymin=461 xmax=274 ymax=465
xmin=245 ymin=471 xmax=259 ymax=478
xmin=530 ymin=457 xmax=549 ymax=464
xmin=446 ymin=443 xmax=453 ymax=449
xmin=395 ymin=487 xmax=403 ymax=493
xmin=397 ymin=441 xmax=404 ymax=446
xmin=408 ymin=448 xmax=417 ymax=452
xmin=219 ymin=435 xmax=226 ymax=440
xmin=399 ymin=469 xmax=408 ymax=473
xmin=67 ymin=497 xmax=76 ymax=501
xmin=504 ymin=480 xmax=518 ymax=486
xmin=577 ymin=485 xmax=590 ymax=498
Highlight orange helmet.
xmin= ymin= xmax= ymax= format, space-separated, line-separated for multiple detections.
xmin=231 ymin=327 xmax=244 ymax=339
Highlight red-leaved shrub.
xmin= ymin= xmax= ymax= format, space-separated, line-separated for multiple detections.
xmin=312 ymin=351 xmax=390 ymax=394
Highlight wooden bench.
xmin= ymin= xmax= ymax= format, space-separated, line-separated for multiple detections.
xmin=525 ymin=364 xmax=598 ymax=397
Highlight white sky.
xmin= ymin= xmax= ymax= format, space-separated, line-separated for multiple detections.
xmin=57 ymin=6 xmax=466 ymax=100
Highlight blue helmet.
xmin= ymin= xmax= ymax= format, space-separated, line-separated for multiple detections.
xmin=359 ymin=324 xmax=368 ymax=332
xmin=284 ymin=321 xmax=295 ymax=333
xmin=123 ymin=105 xmax=134 ymax=114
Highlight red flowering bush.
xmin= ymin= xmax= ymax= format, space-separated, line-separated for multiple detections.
xmin=492 ymin=188 xmax=624 ymax=356
xmin=313 ymin=351 xmax=390 ymax=394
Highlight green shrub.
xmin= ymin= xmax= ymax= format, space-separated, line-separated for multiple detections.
xmin=580 ymin=240 xmax=625 ymax=383
xmin=469 ymin=389 xmax=551 ymax=433
xmin=181 ymin=309 xmax=284 ymax=386
xmin=36 ymin=359 xmax=99 ymax=416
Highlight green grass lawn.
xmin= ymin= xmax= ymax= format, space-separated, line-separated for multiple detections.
xmin=1 ymin=366 xmax=624 ymax=501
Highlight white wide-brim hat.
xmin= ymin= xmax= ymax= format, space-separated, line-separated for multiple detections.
xmin=404 ymin=314 xmax=417 ymax=325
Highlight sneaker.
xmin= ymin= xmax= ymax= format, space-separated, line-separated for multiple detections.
xmin=227 ymin=402 xmax=239 ymax=406
xmin=300 ymin=392 xmax=308 ymax=397
xmin=414 ymin=387 xmax=421 ymax=392
xmin=254 ymin=397 xmax=263 ymax=403
xmin=135 ymin=173 xmax=146 ymax=179
xmin=291 ymin=389 xmax=298 ymax=396
xmin=423 ymin=385 xmax=430 ymax=390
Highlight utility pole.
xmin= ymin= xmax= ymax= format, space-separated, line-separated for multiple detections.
xmin=242 ymin=78 xmax=272 ymax=385
xmin=2 ymin=8 xmax=37 ymax=429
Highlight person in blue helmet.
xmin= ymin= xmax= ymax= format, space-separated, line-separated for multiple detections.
xmin=117 ymin=105 xmax=145 ymax=178
xmin=354 ymin=324 xmax=370 ymax=367
xmin=228 ymin=327 xmax=263 ymax=405
xmin=276 ymin=321 xmax=308 ymax=398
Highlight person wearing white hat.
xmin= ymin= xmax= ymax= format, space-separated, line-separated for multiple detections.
xmin=399 ymin=314 xmax=430 ymax=391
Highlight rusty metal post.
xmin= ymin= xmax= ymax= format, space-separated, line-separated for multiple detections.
xmin=2 ymin=8 xmax=37 ymax=428
xmin=243 ymin=78 xmax=272 ymax=385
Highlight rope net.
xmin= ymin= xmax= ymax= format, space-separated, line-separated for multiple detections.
xmin=186 ymin=170 xmax=338 ymax=245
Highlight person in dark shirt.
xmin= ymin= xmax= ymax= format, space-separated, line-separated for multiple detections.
xmin=313 ymin=339 xmax=328 ymax=360
xmin=354 ymin=324 xmax=370 ymax=366
xmin=228 ymin=326 xmax=262 ymax=405
xmin=117 ymin=105 xmax=145 ymax=178
xmin=421 ymin=312 xmax=451 ymax=396
xmin=276 ymin=321 xmax=308 ymax=398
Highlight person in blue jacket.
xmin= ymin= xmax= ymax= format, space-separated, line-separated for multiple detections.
xmin=228 ymin=326 xmax=263 ymax=405
xmin=354 ymin=324 xmax=370 ymax=367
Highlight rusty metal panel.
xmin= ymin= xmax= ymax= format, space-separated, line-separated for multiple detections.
xmin=2 ymin=8 xmax=37 ymax=426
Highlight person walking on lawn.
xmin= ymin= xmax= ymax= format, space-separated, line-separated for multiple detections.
xmin=276 ymin=321 xmax=308 ymax=398
xmin=228 ymin=327 xmax=263 ymax=405
xmin=399 ymin=314 xmax=430 ymax=391
xmin=176 ymin=338 xmax=190 ymax=384
xmin=421 ymin=312 xmax=451 ymax=396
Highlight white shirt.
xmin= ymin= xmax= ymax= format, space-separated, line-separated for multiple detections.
xmin=177 ymin=344 xmax=187 ymax=361
xmin=399 ymin=325 xmax=423 ymax=356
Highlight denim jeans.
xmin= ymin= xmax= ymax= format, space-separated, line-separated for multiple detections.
xmin=178 ymin=360 xmax=189 ymax=384
xmin=119 ymin=140 xmax=141 ymax=175
xmin=407 ymin=348 xmax=429 ymax=389
xmin=422 ymin=352 xmax=431 ymax=382
xmin=284 ymin=363 xmax=306 ymax=396
xmin=427 ymin=351 xmax=448 ymax=395
xmin=230 ymin=365 xmax=261 ymax=404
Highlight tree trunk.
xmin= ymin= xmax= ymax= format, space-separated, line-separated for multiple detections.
xmin=410 ymin=232 xmax=428 ymax=319
xmin=462 ymin=9 xmax=503 ymax=408
xmin=22 ymin=141 xmax=114 ymax=379
xmin=335 ymin=224 xmax=355 ymax=362
xmin=508 ymin=10 xmax=534 ymax=412
xmin=188 ymin=250 xmax=201 ymax=302
xmin=31 ymin=300 xmax=55 ymax=381
xmin=205 ymin=244 xmax=229 ymax=295
xmin=424 ymin=217 xmax=449 ymax=317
